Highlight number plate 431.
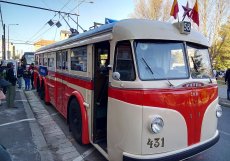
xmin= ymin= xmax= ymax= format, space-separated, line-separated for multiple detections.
xmin=147 ymin=138 xmax=164 ymax=148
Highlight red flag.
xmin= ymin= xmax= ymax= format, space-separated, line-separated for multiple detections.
xmin=191 ymin=0 xmax=199 ymax=26
xmin=170 ymin=0 xmax=179 ymax=19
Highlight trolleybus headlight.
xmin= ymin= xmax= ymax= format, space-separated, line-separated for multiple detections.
xmin=216 ymin=105 xmax=222 ymax=118
xmin=150 ymin=116 xmax=164 ymax=134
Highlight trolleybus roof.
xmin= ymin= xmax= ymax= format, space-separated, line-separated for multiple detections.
xmin=36 ymin=19 xmax=209 ymax=53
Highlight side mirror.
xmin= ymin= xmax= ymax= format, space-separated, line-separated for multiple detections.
xmin=112 ymin=72 xmax=121 ymax=81
xmin=107 ymin=64 xmax=112 ymax=70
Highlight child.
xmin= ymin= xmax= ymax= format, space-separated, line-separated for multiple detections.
xmin=23 ymin=66 xmax=31 ymax=91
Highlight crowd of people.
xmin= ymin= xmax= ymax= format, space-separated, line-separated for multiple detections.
xmin=0 ymin=61 xmax=35 ymax=108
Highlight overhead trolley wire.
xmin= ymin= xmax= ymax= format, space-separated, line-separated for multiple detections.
xmin=26 ymin=0 xmax=72 ymax=44
xmin=0 ymin=0 xmax=78 ymax=16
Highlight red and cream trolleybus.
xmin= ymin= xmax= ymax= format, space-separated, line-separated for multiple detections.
xmin=34 ymin=19 xmax=222 ymax=161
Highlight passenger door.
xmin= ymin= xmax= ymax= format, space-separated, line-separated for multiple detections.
xmin=93 ymin=41 xmax=110 ymax=143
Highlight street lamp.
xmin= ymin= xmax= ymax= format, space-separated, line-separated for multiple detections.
xmin=8 ymin=24 xmax=19 ymax=59
xmin=76 ymin=0 xmax=93 ymax=31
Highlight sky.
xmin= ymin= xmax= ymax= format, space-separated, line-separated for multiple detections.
xmin=0 ymin=0 xmax=188 ymax=53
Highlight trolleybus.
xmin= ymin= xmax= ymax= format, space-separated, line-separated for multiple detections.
xmin=34 ymin=19 xmax=222 ymax=161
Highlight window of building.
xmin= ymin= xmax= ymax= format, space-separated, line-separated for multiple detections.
xmin=70 ymin=46 xmax=87 ymax=72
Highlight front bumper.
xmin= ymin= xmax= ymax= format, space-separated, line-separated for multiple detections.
xmin=123 ymin=130 xmax=219 ymax=161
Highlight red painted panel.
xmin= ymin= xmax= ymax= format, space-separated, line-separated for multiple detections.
xmin=72 ymin=91 xmax=90 ymax=144
xmin=108 ymin=85 xmax=218 ymax=146
xmin=55 ymin=72 xmax=93 ymax=90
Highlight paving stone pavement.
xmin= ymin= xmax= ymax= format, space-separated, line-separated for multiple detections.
xmin=218 ymin=85 xmax=230 ymax=108
xmin=24 ymin=91 xmax=82 ymax=161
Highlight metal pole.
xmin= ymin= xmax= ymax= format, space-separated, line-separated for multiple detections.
xmin=2 ymin=24 xmax=5 ymax=60
xmin=7 ymin=24 xmax=9 ymax=59
xmin=77 ymin=0 xmax=79 ymax=31
xmin=7 ymin=24 xmax=18 ymax=60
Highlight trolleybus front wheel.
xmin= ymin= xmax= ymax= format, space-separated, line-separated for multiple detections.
xmin=69 ymin=99 xmax=82 ymax=144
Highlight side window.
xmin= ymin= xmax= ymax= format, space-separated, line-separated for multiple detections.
xmin=48 ymin=58 xmax=54 ymax=67
xmin=43 ymin=53 xmax=48 ymax=66
xmin=62 ymin=51 xmax=68 ymax=70
xmin=44 ymin=57 xmax=48 ymax=66
xmin=35 ymin=55 xmax=39 ymax=65
xmin=114 ymin=41 xmax=135 ymax=81
xmin=70 ymin=46 xmax=87 ymax=72
xmin=56 ymin=52 xmax=62 ymax=69
xmin=39 ymin=54 xmax=44 ymax=65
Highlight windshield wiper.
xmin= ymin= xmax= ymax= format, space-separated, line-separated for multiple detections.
xmin=191 ymin=56 xmax=199 ymax=72
xmin=141 ymin=57 xmax=174 ymax=87
xmin=141 ymin=57 xmax=154 ymax=75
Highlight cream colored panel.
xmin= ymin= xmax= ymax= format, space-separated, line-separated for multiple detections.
xmin=87 ymin=45 xmax=93 ymax=78
xmin=142 ymin=106 xmax=187 ymax=154
xmin=55 ymin=77 xmax=89 ymax=101
xmin=107 ymin=98 xmax=142 ymax=161
xmin=201 ymin=99 xmax=218 ymax=141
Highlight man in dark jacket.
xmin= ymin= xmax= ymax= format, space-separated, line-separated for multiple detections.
xmin=225 ymin=68 xmax=230 ymax=100
xmin=17 ymin=62 xmax=24 ymax=89
xmin=23 ymin=66 xmax=31 ymax=91
xmin=0 ymin=62 xmax=10 ymax=94
xmin=5 ymin=62 xmax=17 ymax=108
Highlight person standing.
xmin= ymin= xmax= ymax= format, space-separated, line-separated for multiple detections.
xmin=17 ymin=62 xmax=24 ymax=89
xmin=29 ymin=63 xmax=35 ymax=89
xmin=225 ymin=68 xmax=230 ymax=100
xmin=23 ymin=66 xmax=31 ymax=91
xmin=5 ymin=62 xmax=17 ymax=108
xmin=0 ymin=62 xmax=10 ymax=94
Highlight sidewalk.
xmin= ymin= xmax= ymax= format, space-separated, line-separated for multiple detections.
xmin=218 ymin=85 xmax=230 ymax=108
xmin=0 ymin=89 xmax=53 ymax=161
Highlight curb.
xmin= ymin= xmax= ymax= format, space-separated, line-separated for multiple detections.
xmin=219 ymin=98 xmax=230 ymax=108
xmin=20 ymin=90 xmax=54 ymax=161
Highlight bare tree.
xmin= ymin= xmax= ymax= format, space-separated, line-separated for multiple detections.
xmin=189 ymin=0 xmax=230 ymax=64
xmin=131 ymin=0 xmax=171 ymax=21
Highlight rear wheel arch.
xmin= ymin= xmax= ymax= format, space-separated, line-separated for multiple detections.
xmin=67 ymin=92 xmax=89 ymax=144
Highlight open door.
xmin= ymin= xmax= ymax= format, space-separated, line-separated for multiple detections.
xmin=93 ymin=41 xmax=110 ymax=151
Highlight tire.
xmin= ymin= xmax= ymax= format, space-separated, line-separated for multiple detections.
xmin=36 ymin=78 xmax=40 ymax=93
xmin=69 ymin=99 xmax=82 ymax=144
xmin=39 ymin=83 xmax=45 ymax=100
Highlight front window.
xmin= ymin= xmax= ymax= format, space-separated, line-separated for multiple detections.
xmin=114 ymin=41 xmax=135 ymax=81
xmin=135 ymin=41 xmax=188 ymax=80
xmin=187 ymin=44 xmax=213 ymax=78
xmin=25 ymin=54 xmax=35 ymax=65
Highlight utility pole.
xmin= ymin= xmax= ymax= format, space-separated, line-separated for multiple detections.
xmin=0 ymin=5 xmax=5 ymax=60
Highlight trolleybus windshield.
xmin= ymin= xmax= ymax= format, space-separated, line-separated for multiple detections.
xmin=135 ymin=41 xmax=188 ymax=80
